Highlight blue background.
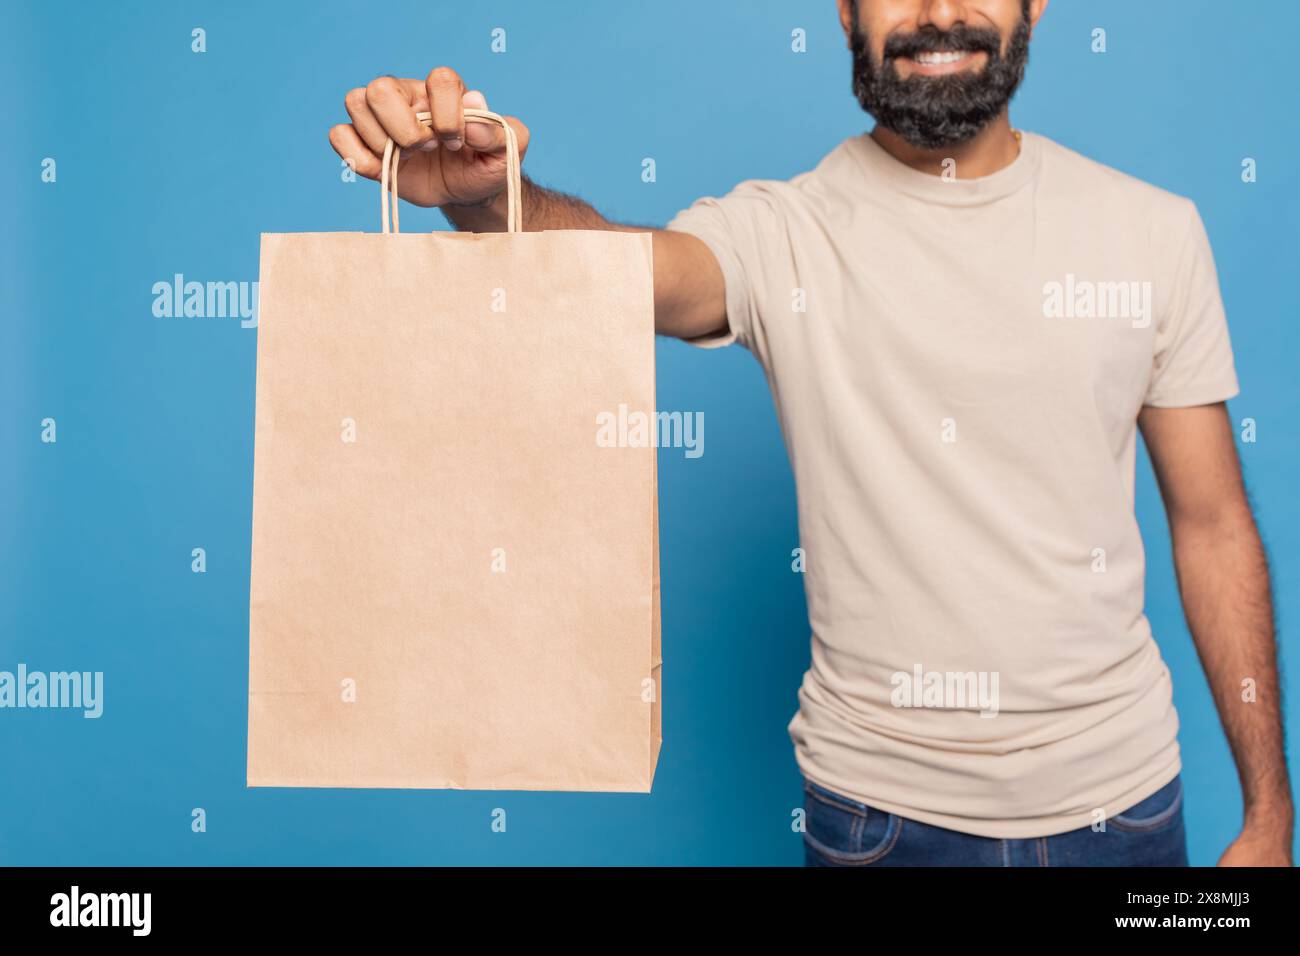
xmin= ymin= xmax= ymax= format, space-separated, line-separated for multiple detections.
xmin=2 ymin=0 xmax=1296 ymax=865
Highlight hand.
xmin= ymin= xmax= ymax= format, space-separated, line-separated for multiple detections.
xmin=329 ymin=67 xmax=530 ymax=209
xmin=1217 ymin=823 xmax=1293 ymax=866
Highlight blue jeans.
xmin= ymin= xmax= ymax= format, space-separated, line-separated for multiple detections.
xmin=803 ymin=774 xmax=1189 ymax=866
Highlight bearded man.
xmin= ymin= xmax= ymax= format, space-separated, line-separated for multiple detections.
xmin=329 ymin=0 xmax=1293 ymax=866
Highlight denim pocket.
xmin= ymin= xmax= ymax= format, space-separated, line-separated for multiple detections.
xmin=1111 ymin=774 xmax=1184 ymax=833
xmin=803 ymin=780 xmax=902 ymax=865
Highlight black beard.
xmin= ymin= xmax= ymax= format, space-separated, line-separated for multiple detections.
xmin=850 ymin=12 xmax=1030 ymax=150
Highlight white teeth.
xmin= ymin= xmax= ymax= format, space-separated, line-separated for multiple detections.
xmin=915 ymin=51 xmax=968 ymax=64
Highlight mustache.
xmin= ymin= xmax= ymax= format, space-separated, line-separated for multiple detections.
xmin=882 ymin=24 xmax=1002 ymax=61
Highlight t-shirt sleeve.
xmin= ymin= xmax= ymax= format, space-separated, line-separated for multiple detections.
xmin=1143 ymin=201 xmax=1241 ymax=408
xmin=663 ymin=181 xmax=784 ymax=350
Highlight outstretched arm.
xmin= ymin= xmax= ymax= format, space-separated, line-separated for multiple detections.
xmin=328 ymin=67 xmax=727 ymax=341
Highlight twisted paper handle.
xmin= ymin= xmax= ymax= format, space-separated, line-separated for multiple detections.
xmin=381 ymin=108 xmax=521 ymax=234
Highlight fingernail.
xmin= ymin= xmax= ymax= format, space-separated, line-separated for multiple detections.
xmin=443 ymin=136 xmax=462 ymax=151
xmin=418 ymin=139 xmax=439 ymax=151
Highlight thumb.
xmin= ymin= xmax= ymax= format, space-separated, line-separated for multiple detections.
xmin=461 ymin=90 xmax=497 ymax=151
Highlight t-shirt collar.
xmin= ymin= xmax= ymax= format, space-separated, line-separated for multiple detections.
xmin=849 ymin=126 xmax=1041 ymax=206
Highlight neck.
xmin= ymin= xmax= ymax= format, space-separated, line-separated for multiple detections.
xmin=870 ymin=111 xmax=1020 ymax=179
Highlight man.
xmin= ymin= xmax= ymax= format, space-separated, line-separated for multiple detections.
xmin=329 ymin=0 xmax=1293 ymax=866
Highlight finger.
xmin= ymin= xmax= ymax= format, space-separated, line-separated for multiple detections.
xmin=460 ymin=93 xmax=532 ymax=160
xmin=425 ymin=66 xmax=466 ymax=150
xmin=394 ymin=77 xmax=441 ymax=151
xmin=461 ymin=90 xmax=500 ymax=151
xmin=328 ymin=123 xmax=383 ymax=181
xmin=365 ymin=76 xmax=432 ymax=149
xmin=344 ymin=86 xmax=390 ymax=156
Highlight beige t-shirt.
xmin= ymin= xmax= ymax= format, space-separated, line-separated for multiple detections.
xmin=666 ymin=130 xmax=1239 ymax=838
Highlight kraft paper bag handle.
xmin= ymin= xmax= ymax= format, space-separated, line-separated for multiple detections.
xmin=381 ymin=109 xmax=523 ymax=235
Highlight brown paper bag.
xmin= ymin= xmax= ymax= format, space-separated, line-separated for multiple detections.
xmin=247 ymin=110 xmax=661 ymax=792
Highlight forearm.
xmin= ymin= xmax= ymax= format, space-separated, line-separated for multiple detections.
xmin=441 ymin=173 xmax=640 ymax=234
xmin=1172 ymin=507 xmax=1292 ymax=832
xmin=441 ymin=175 xmax=727 ymax=340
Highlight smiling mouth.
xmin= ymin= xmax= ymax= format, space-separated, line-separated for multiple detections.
xmin=897 ymin=49 xmax=987 ymax=75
